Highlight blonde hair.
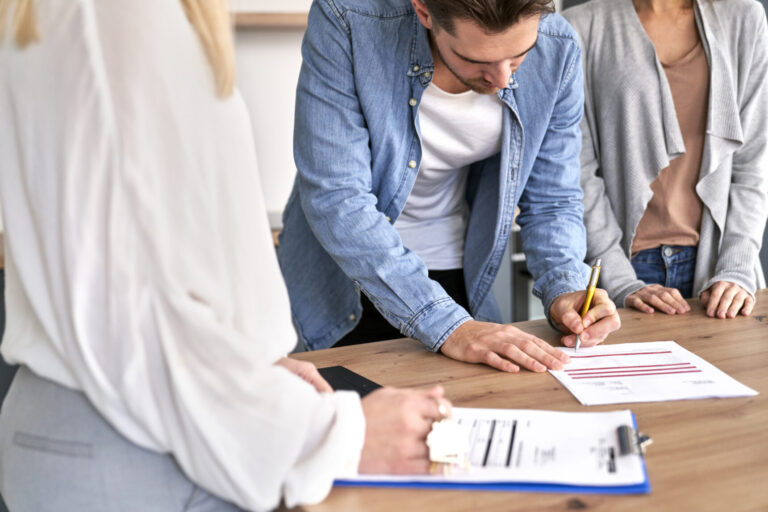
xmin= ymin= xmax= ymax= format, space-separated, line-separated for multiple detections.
xmin=0 ymin=0 xmax=39 ymax=46
xmin=180 ymin=0 xmax=235 ymax=97
xmin=0 ymin=0 xmax=235 ymax=97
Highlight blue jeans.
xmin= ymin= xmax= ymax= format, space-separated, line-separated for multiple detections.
xmin=631 ymin=246 xmax=697 ymax=299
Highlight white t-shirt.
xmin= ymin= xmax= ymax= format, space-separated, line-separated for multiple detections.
xmin=394 ymin=83 xmax=503 ymax=270
xmin=0 ymin=1 xmax=364 ymax=510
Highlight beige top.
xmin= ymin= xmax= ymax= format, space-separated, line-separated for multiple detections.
xmin=632 ymin=40 xmax=710 ymax=254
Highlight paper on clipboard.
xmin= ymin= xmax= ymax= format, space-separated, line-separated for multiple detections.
xmin=338 ymin=408 xmax=649 ymax=493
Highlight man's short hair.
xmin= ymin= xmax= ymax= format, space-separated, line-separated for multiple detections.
xmin=422 ymin=0 xmax=555 ymax=34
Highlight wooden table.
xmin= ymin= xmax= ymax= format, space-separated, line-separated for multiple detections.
xmin=291 ymin=289 xmax=768 ymax=511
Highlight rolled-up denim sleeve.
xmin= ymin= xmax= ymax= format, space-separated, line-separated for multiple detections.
xmin=292 ymin=1 xmax=470 ymax=350
xmin=516 ymin=40 xmax=591 ymax=322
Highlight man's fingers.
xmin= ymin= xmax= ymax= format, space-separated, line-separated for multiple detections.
xmin=532 ymin=336 xmax=571 ymax=363
xmin=482 ymin=351 xmax=520 ymax=373
xmin=582 ymin=300 xmax=617 ymax=328
xmin=581 ymin=313 xmax=621 ymax=347
xmin=558 ymin=309 xmax=584 ymax=334
xmin=504 ymin=339 xmax=564 ymax=371
xmin=499 ymin=345 xmax=547 ymax=372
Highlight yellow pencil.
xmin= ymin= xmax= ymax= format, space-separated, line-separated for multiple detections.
xmin=576 ymin=258 xmax=602 ymax=352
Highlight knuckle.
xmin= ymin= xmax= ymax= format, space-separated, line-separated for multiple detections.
xmin=518 ymin=339 xmax=533 ymax=352
xmin=467 ymin=342 xmax=482 ymax=354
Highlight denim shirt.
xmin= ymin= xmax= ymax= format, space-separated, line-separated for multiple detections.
xmin=278 ymin=0 xmax=591 ymax=351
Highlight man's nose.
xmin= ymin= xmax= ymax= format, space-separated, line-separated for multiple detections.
xmin=485 ymin=62 xmax=514 ymax=89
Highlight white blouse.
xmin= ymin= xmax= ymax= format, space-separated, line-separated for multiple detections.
xmin=0 ymin=0 xmax=364 ymax=510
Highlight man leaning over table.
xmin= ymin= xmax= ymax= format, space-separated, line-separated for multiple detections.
xmin=278 ymin=0 xmax=621 ymax=372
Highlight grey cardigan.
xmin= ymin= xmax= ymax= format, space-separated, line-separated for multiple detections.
xmin=564 ymin=0 xmax=768 ymax=306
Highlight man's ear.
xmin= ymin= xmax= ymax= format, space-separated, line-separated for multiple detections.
xmin=411 ymin=0 xmax=433 ymax=30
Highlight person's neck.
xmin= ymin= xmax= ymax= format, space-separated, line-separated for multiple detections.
xmin=429 ymin=32 xmax=470 ymax=94
xmin=633 ymin=0 xmax=694 ymax=15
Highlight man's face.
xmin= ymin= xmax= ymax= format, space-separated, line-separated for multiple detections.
xmin=430 ymin=15 xmax=540 ymax=94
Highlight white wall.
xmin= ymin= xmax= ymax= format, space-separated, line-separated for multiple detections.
xmin=231 ymin=0 xmax=311 ymax=12
xmin=235 ymin=28 xmax=305 ymax=226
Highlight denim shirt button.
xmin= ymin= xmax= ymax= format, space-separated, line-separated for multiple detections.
xmin=349 ymin=313 xmax=357 ymax=321
xmin=386 ymin=216 xmax=392 ymax=222
xmin=408 ymin=98 xmax=418 ymax=107
xmin=412 ymin=65 xmax=420 ymax=72
xmin=424 ymin=71 xmax=431 ymax=78
xmin=408 ymin=160 xmax=417 ymax=168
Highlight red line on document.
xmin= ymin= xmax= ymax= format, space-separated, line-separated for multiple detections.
xmin=569 ymin=351 xmax=673 ymax=359
xmin=566 ymin=365 xmax=697 ymax=377
xmin=571 ymin=370 xmax=703 ymax=379
xmin=565 ymin=363 xmax=692 ymax=373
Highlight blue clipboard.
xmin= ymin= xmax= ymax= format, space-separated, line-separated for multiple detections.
xmin=335 ymin=412 xmax=650 ymax=495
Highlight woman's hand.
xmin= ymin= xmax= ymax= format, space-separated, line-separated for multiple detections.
xmin=275 ymin=357 xmax=333 ymax=393
xmin=359 ymin=386 xmax=449 ymax=474
xmin=626 ymin=284 xmax=690 ymax=315
xmin=700 ymin=281 xmax=755 ymax=319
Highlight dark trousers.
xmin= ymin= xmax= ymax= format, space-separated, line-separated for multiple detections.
xmin=334 ymin=269 xmax=470 ymax=347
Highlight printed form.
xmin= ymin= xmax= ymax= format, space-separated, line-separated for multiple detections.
xmin=342 ymin=408 xmax=646 ymax=488
xmin=550 ymin=341 xmax=758 ymax=406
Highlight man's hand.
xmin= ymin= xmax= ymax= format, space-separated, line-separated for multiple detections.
xmin=626 ymin=284 xmax=690 ymax=315
xmin=359 ymin=385 xmax=449 ymax=474
xmin=550 ymin=289 xmax=621 ymax=348
xmin=440 ymin=320 xmax=570 ymax=373
xmin=700 ymin=281 xmax=755 ymax=319
xmin=275 ymin=357 xmax=333 ymax=393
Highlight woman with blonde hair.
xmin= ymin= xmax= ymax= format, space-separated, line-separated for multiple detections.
xmin=565 ymin=0 xmax=768 ymax=319
xmin=0 ymin=0 xmax=449 ymax=510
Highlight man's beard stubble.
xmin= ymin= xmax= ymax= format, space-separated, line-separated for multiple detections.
xmin=430 ymin=33 xmax=500 ymax=95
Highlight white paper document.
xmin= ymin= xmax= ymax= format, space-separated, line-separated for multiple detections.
xmin=550 ymin=341 xmax=758 ymax=406
xmin=342 ymin=408 xmax=647 ymax=488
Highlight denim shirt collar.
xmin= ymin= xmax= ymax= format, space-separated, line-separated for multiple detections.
xmin=407 ymin=18 xmax=434 ymax=87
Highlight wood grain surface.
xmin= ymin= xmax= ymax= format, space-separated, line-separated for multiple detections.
xmin=288 ymin=290 xmax=768 ymax=511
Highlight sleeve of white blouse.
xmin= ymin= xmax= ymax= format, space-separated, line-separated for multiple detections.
xmin=0 ymin=1 xmax=364 ymax=510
